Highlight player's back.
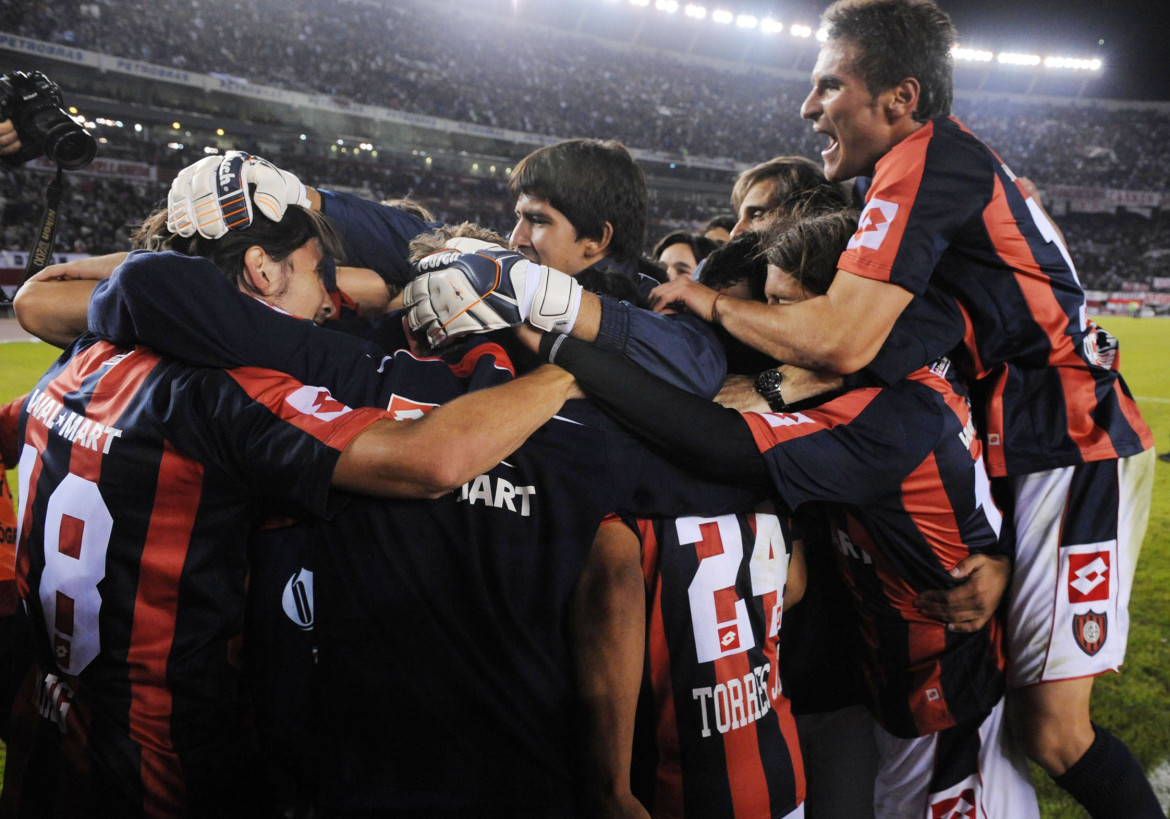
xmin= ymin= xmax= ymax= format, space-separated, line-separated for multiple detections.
xmin=744 ymin=365 xmax=1007 ymax=738
xmin=633 ymin=508 xmax=805 ymax=819
xmin=312 ymin=402 xmax=631 ymax=815
xmin=7 ymin=335 xmax=382 ymax=816
xmin=843 ymin=116 xmax=1152 ymax=476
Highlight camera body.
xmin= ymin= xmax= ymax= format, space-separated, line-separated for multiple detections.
xmin=0 ymin=70 xmax=97 ymax=170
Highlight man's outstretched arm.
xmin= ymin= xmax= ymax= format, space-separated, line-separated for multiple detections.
xmin=332 ymin=363 xmax=576 ymax=498
xmin=650 ymin=270 xmax=912 ymax=374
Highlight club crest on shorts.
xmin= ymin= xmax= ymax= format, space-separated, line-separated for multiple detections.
xmin=1072 ymin=610 xmax=1107 ymax=656
xmin=930 ymin=787 xmax=976 ymax=819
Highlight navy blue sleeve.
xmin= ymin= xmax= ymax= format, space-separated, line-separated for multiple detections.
xmin=544 ymin=334 xmax=767 ymax=487
xmin=317 ymin=190 xmax=432 ymax=285
xmin=593 ymin=295 xmax=727 ymax=398
xmin=87 ymin=251 xmax=391 ymax=407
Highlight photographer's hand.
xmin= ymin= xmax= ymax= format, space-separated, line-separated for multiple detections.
xmin=0 ymin=119 xmax=20 ymax=155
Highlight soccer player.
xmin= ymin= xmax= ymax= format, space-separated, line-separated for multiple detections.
xmin=728 ymin=156 xmax=850 ymax=240
xmin=537 ymin=210 xmax=1039 ymax=818
xmin=163 ymin=143 xmax=729 ymax=397
xmin=4 ymin=197 xmax=585 ymax=815
xmin=627 ymin=506 xmax=807 ymax=819
xmin=652 ymin=231 xmax=717 ymax=282
xmin=649 ymin=2 xmax=1158 ymax=815
xmin=25 ymin=207 xmax=767 ymax=815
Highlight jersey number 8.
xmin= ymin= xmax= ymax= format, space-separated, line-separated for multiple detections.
xmin=18 ymin=446 xmax=111 ymax=676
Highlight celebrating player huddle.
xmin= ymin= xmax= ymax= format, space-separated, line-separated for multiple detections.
xmin=0 ymin=0 xmax=1160 ymax=817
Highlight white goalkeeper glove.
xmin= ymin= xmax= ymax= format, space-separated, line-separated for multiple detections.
xmin=403 ymin=249 xmax=582 ymax=346
xmin=166 ymin=150 xmax=310 ymax=239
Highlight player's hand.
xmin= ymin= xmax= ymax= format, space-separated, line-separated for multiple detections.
xmin=649 ymin=276 xmax=718 ymax=320
xmin=0 ymin=119 xmax=20 ymax=156
xmin=914 ymin=553 xmax=1011 ymax=633
xmin=166 ymin=150 xmax=309 ymax=239
xmin=403 ymin=249 xmax=582 ymax=345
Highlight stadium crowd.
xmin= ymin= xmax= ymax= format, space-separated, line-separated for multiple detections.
xmin=6 ymin=0 xmax=1170 ymax=188
xmin=4 ymin=154 xmax=1168 ymax=292
xmin=0 ymin=0 xmax=1164 ymax=817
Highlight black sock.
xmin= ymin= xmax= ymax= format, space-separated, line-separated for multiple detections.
xmin=1052 ymin=724 xmax=1164 ymax=818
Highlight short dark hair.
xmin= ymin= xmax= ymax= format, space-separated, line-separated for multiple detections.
xmin=704 ymin=214 xmax=737 ymax=234
xmin=822 ymin=0 xmax=956 ymax=122
xmin=652 ymin=230 xmax=718 ymax=266
xmin=763 ymin=210 xmax=860 ymax=296
xmin=508 ymin=139 xmax=648 ymax=263
xmin=136 ymin=203 xmax=342 ymax=296
xmin=698 ymin=231 xmax=769 ymax=302
xmin=731 ymin=155 xmax=850 ymax=214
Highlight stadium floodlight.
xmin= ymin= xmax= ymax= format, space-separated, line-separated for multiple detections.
xmin=712 ymin=9 xmax=733 ymax=23
xmin=997 ymin=52 xmax=1042 ymax=66
xmin=684 ymin=3 xmax=707 ymax=18
xmin=761 ymin=18 xmax=783 ymax=34
xmin=628 ymin=0 xmax=650 ymax=6
xmin=736 ymin=14 xmax=757 ymax=28
xmin=655 ymin=0 xmax=679 ymax=11
xmin=790 ymin=24 xmax=812 ymax=37
xmin=952 ymin=47 xmax=994 ymax=62
xmin=1044 ymin=56 xmax=1103 ymax=70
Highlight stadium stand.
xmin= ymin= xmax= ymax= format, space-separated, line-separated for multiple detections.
xmin=3 ymin=0 xmax=1169 ymax=301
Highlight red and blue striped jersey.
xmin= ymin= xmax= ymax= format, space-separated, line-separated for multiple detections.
xmin=839 ymin=116 xmax=1152 ymax=477
xmin=633 ymin=509 xmax=804 ymax=818
xmin=744 ymin=365 xmax=1006 ymax=738
xmin=1 ymin=395 xmax=21 ymax=619
xmin=5 ymin=335 xmax=387 ymax=817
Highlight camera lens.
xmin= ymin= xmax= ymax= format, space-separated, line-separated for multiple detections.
xmin=26 ymin=106 xmax=97 ymax=170
xmin=46 ymin=125 xmax=98 ymax=170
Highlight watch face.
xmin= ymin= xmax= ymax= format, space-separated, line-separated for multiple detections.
xmin=755 ymin=369 xmax=783 ymax=394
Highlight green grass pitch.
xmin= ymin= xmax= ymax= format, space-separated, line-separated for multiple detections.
xmin=0 ymin=319 xmax=1167 ymax=815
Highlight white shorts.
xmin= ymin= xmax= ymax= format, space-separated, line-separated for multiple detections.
xmin=873 ymin=700 xmax=1038 ymax=819
xmin=1003 ymin=447 xmax=1155 ymax=687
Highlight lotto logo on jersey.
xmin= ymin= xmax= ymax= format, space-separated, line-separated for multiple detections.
xmin=285 ymin=386 xmax=353 ymax=422
xmin=717 ymin=625 xmax=741 ymax=652
xmin=847 ymin=198 xmax=898 ymax=250
xmin=1068 ymin=551 xmax=1110 ymax=603
xmin=386 ymin=394 xmax=439 ymax=421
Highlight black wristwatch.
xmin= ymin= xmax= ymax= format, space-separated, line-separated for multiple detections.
xmin=754 ymin=368 xmax=788 ymax=412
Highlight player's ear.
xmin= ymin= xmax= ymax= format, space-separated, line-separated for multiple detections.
xmin=243 ymin=245 xmax=277 ymax=295
xmin=886 ymin=77 xmax=920 ymax=121
xmin=583 ymin=222 xmax=614 ymax=260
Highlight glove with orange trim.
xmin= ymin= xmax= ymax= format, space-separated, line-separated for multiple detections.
xmin=403 ymin=248 xmax=582 ymax=346
xmin=166 ymin=150 xmax=309 ymax=239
